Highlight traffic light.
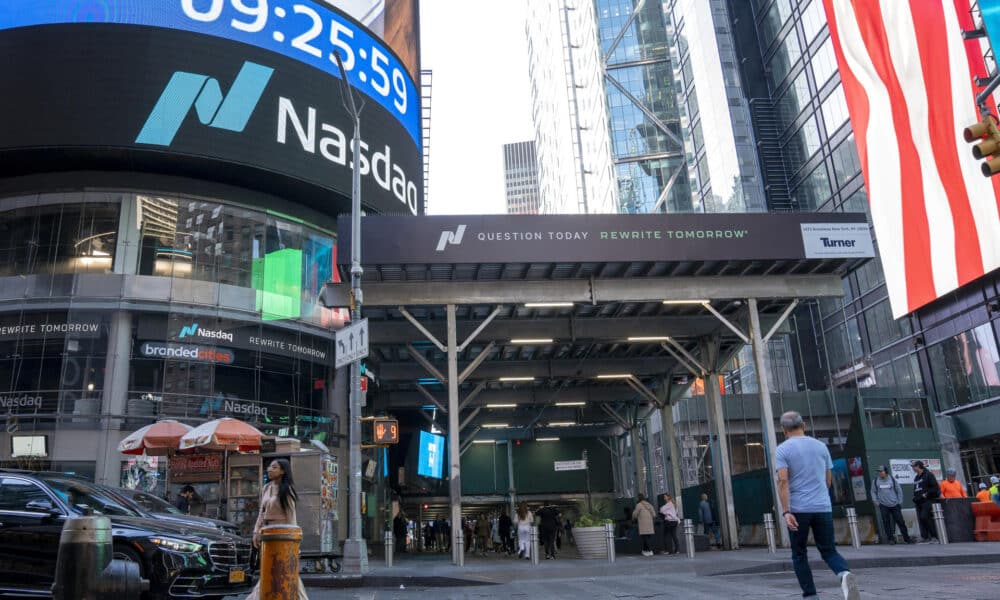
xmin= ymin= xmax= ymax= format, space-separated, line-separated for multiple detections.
xmin=963 ymin=115 xmax=1000 ymax=176
xmin=373 ymin=417 xmax=399 ymax=444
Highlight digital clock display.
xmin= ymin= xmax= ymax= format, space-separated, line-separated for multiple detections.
xmin=0 ymin=0 xmax=420 ymax=148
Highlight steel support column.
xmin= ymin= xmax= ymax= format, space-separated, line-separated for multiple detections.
xmin=748 ymin=298 xmax=789 ymax=548
xmin=702 ymin=337 xmax=738 ymax=550
xmin=630 ymin=426 xmax=648 ymax=500
xmin=446 ymin=304 xmax=463 ymax=565
xmin=660 ymin=403 xmax=684 ymax=517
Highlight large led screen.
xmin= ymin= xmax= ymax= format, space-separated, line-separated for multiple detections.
xmin=0 ymin=1 xmax=422 ymax=216
xmin=416 ymin=430 xmax=444 ymax=479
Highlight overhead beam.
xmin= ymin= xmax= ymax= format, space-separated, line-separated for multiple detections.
xmin=323 ymin=274 xmax=846 ymax=306
xmin=379 ymin=356 xmax=677 ymax=381
xmin=383 ymin=385 xmax=640 ymax=408
xmin=370 ymin=316 xmax=728 ymax=344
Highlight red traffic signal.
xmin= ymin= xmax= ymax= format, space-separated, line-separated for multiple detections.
xmin=963 ymin=115 xmax=1000 ymax=176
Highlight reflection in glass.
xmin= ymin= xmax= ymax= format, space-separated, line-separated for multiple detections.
xmin=928 ymin=324 xmax=1000 ymax=411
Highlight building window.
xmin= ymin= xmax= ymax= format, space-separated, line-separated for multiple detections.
xmin=927 ymin=323 xmax=1000 ymax=411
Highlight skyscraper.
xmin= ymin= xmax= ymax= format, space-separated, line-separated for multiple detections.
xmin=503 ymin=141 xmax=542 ymax=214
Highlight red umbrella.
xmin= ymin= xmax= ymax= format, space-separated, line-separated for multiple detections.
xmin=118 ymin=420 xmax=193 ymax=455
xmin=180 ymin=418 xmax=264 ymax=452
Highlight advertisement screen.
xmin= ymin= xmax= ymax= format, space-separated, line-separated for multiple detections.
xmin=416 ymin=430 xmax=444 ymax=479
xmin=0 ymin=1 xmax=423 ymax=216
xmin=319 ymin=0 xmax=420 ymax=80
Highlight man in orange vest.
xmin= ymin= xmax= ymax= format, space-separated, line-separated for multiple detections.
xmin=976 ymin=483 xmax=992 ymax=503
xmin=940 ymin=469 xmax=967 ymax=498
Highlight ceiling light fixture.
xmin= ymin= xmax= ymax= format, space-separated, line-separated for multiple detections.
xmin=524 ymin=302 xmax=574 ymax=308
xmin=482 ymin=423 xmax=510 ymax=429
xmin=536 ymin=437 xmax=560 ymax=442
xmin=627 ymin=336 xmax=671 ymax=342
xmin=486 ymin=403 xmax=517 ymax=408
xmin=499 ymin=376 xmax=535 ymax=382
xmin=596 ymin=374 xmax=633 ymax=379
xmin=662 ymin=299 xmax=710 ymax=305
xmin=472 ymin=440 xmax=496 ymax=444
xmin=510 ymin=338 xmax=554 ymax=344
xmin=555 ymin=401 xmax=586 ymax=407
xmin=547 ymin=421 xmax=575 ymax=427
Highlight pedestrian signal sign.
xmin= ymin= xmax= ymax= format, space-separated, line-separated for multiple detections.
xmin=373 ymin=418 xmax=399 ymax=444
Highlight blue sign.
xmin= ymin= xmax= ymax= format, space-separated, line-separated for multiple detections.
xmin=416 ymin=431 xmax=444 ymax=479
xmin=982 ymin=0 xmax=1000 ymax=66
xmin=0 ymin=0 xmax=420 ymax=147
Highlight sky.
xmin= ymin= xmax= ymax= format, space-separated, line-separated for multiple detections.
xmin=418 ymin=0 xmax=534 ymax=215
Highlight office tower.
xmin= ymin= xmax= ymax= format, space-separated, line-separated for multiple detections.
xmin=503 ymin=141 xmax=542 ymax=214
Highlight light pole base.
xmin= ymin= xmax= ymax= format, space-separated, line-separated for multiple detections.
xmin=341 ymin=539 xmax=369 ymax=574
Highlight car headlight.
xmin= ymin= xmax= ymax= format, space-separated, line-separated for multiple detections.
xmin=150 ymin=536 xmax=204 ymax=553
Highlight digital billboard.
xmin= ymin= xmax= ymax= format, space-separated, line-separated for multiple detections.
xmin=0 ymin=1 xmax=423 ymax=216
xmin=416 ymin=430 xmax=444 ymax=479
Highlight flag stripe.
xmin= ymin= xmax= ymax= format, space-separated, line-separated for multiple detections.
xmin=848 ymin=0 xmax=937 ymax=311
xmin=906 ymin=0 xmax=983 ymax=288
xmin=825 ymin=0 xmax=908 ymax=313
xmin=953 ymin=0 xmax=1000 ymax=277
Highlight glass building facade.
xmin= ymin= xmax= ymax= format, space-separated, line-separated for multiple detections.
xmin=528 ymin=0 xmax=1000 ymax=504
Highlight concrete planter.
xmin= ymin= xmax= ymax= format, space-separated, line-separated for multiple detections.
xmin=574 ymin=526 xmax=608 ymax=559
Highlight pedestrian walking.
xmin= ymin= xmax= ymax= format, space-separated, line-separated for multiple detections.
xmin=475 ymin=513 xmax=490 ymax=556
xmin=499 ymin=508 xmax=514 ymax=555
xmin=659 ymin=493 xmax=680 ymax=555
xmin=247 ymin=458 xmax=308 ymax=600
xmin=775 ymin=411 xmax=859 ymax=600
xmin=698 ymin=493 xmax=721 ymax=548
xmin=940 ymin=469 xmax=966 ymax=498
xmin=870 ymin=465 xmax=912 ymax=544
xmin=538 ymin=504 xmax=561 ymax=559
xmin=393 ymin=511 xmax=408 ymax=553
xmin=911 ymin=461 xmax=941 ymax=543
xmin=515 ymin=503 xmax=533 ymax=560
xmin=632 ymin=493 xmax=657 ymax=557
xmin=174 ymin=484 xmax=196 ymax=514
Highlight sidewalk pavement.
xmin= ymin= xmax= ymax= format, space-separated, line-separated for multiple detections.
xmin=302 ymin=541 xmax=1000 ymax=589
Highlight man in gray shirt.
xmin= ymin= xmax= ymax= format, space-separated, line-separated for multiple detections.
xmin=871 ymin=465 xmax=913 ymax=544
xmin=775 ymin=411 xmax=859 ymax=600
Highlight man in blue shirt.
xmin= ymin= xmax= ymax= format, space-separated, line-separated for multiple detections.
xmin=775 ymin=411 xmax=859 ymax=600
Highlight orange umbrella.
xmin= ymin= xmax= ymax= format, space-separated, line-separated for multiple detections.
xmin=179 ymin=417 xmax=264 ymax=452
xmin=118 ymin=420 xmax=193 ymax=455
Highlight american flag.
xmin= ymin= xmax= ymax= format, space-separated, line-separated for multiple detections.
xmin=823 ymin=0 xmax=1000 ymax=318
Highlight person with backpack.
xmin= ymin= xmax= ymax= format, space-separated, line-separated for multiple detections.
xmin=911 ymin=461 xmax=941 ymax=543
xmin=870 ymin=465 xmax=913 ymax=544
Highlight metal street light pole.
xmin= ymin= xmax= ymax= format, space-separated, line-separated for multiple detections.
xmin=334 ymin=52 xmax=368 ymax=574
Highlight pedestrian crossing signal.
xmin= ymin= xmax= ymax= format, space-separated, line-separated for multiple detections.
xmin=373 ymin=418 xmax=399 ymax=444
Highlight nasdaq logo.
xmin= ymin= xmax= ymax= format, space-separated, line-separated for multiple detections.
xmin=436 ymin=225 xmax=467 ymax=252
xmin=178 ymin=323 xmax=200 ymax=339
xmin=136 ymin=61 xmax=274 ymax=146
xmin=178 ymin=323 xmax=233 ymax=343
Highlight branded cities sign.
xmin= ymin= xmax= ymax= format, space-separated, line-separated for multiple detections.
xmin=139 ymin=341 xmax=235 ymax=365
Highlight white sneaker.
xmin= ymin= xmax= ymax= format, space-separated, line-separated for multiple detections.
xmin=840 ymin=571 xmax=860 ymax=600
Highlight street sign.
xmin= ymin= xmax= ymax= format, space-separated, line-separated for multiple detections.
xmin=373 ymin=418 xmax=399 ymax=445
xmin=335 ymin=318 xmax=369 ymax=368
xmin=553 ymin=459 xmax=587 ymax=472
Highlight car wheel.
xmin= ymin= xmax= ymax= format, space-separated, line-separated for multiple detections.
xmin=112 ymin=544 xmax=146 ymax=577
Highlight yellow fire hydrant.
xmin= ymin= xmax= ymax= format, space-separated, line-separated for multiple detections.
xmin=260 ymin=524 xmax=303 ymax=599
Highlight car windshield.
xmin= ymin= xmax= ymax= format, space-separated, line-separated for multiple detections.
xmin=130 ymin=490 xmax=185 ymax=515
xmin=44 ymin=478 xmax=143 ymax=518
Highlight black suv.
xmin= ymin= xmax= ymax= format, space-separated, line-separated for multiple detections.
xmin=0 ymin=471 xmax=253 ymax=598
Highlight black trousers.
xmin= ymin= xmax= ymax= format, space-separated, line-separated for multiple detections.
xmin=662 ymin=521 xmax=679 ymax=554
xmin=879 ymin=504 xmax=910 ymax=542
xmin=541 ymin=527 xmax=557 ymax=557
xmin=915 ymin=500 xmax=937 ymax=540
xmin=640 ymin=533 xmax=653 ymax=552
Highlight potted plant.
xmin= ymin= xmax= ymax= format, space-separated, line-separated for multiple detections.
xmin=572 ymin=502 xmax=614 ymax=559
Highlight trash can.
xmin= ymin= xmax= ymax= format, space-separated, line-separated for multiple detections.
xmin=941 ymin=498 xmax=976 ymax=543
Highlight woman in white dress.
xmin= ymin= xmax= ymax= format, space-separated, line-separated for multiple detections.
xmin=246 ymin=459 xmax=308 ymax=600
xmin=515 ymin=503 xmax=534 ymax=560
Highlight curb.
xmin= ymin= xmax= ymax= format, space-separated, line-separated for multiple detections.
xmin=301 ymin=574 xmax=498 ymax=589
xmin=705 ymin=552 xmax=1000 ymax=576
